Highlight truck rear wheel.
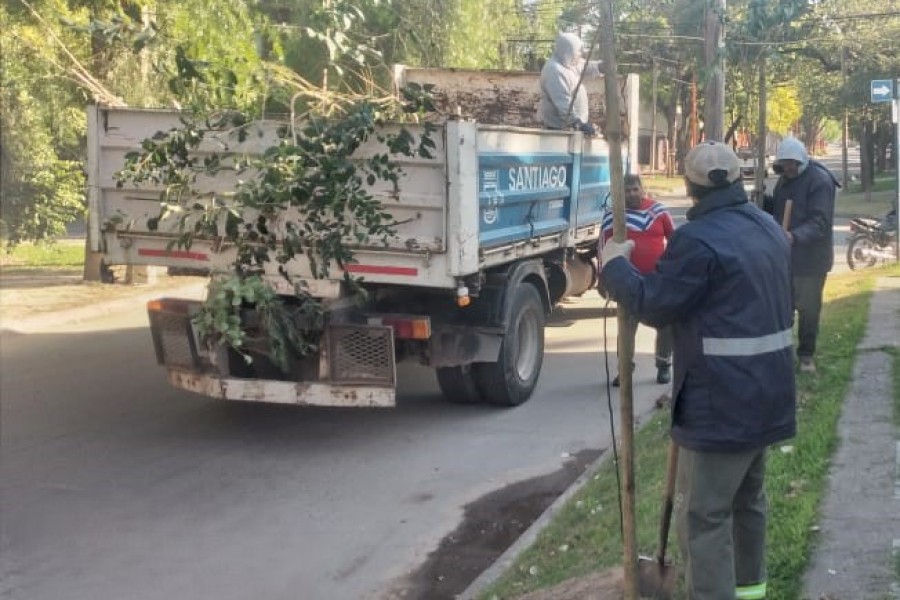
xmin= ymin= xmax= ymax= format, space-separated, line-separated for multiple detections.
xmin=475 ymin=283 xmax=545 ymax=406
xmin=435 ymin=365 xmax=483 ymax=403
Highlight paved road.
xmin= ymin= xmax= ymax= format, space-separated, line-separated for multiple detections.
xmin=0 ymin=299 xmax=666 ymax=600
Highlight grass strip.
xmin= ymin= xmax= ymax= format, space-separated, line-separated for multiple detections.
xmin=480 ymin=264 xmax=899 ymax=600
xmin=1 ymin=240 xmax=85 ymax=269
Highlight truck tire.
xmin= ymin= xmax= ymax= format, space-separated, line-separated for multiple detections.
xmin=435 ymin=365 xmax=483 ymax=404
xmin=475 ymin=283 xmax=545 ymax=406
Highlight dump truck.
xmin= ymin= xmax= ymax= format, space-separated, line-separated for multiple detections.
xmin=87 ymin=66 xmax=639 ymax=408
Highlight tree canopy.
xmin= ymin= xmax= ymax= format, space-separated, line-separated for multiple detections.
xmin=1 ymin=0 xmax=899 ymax=245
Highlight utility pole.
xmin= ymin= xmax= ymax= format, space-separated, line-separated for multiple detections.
xmin=691 ymin=76 xmax=699 ymax=146
xmin=754 ymin=53 xmax=767 ymax=206
xmin=893 ymin=79 xmax=899 ymax=260
xmin=703 ymin=0 xmax=726 ymax=141
xmin=597 ymin=0 xmax=638 ymax=597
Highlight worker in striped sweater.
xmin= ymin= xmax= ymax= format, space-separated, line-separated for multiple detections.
xmin=599 ymin=174 xmax=676 ymax=386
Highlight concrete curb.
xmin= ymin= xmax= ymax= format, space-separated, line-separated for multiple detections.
xmin=1 ymin=280 xmax=207 ymax=334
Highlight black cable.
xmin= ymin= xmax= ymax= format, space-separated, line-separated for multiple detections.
xmin=602 ymin=295 xmax=625 ymax=543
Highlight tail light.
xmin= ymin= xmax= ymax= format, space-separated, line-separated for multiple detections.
xmin=366 ymin=315 xmax=431 ymax=340
xmin=147 ymin=298 xmax=195 ymax=315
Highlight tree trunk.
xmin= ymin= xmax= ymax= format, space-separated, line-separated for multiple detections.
xmin=860 ymin=116 xmax=873 ymax=201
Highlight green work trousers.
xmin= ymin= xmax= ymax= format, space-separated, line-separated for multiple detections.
xmin=675 ymin=446 xmax=768 ymax=600
xmin=793 ymin=273 xmax=827 ymax=359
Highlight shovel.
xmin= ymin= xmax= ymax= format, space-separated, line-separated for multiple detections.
xmin=637 ymin=439 xmax=679 ymax=599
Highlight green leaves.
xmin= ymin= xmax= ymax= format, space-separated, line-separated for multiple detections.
xmin=192 ymin=273 xmax=326 ymax=372
xmin=118 ymin=91 xmax=436 ymax=366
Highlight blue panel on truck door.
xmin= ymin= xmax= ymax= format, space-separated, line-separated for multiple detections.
xmin=478 ymin=153 xmax=574 ymax=248
xmin=576 ymin=152 xmax=611 ymax=228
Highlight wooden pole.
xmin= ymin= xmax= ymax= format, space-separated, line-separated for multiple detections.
xmin=691 ymin=76 xmax=699 ymax=146
xmin=597 ymin=1 xmax=638 ymax=598
xmin=754 ymin=53 xmax=767 ymax=207
xmin=703 ymin=0 xmax=726 ymax=141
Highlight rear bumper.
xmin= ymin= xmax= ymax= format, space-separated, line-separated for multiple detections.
xmin=148 ymin=298 xmax=397 ymax=407
xmin=166 ymin=368 xmax=395 ymax=407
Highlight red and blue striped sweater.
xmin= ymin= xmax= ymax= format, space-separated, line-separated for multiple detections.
xmin=600 ymin=197 xmax=675 ymax=274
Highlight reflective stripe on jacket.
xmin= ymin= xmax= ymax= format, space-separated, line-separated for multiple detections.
xmin=602 ymin=181 xmax=797 ymax=452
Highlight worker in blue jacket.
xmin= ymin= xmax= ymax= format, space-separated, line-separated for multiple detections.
xmin=601 ymin=141 xmax=797 ymax=600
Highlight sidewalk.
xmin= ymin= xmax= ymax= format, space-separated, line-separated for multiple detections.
xmin=0 ymin=270 xmax=206 ymax=333
xmin=461 ymin=275 xmax=900 ymax=600
xmin=802 ymin=276 xmax=900 ymax=599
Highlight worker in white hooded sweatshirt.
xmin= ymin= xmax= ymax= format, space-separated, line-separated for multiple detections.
xmin=537 ymin=33 xmax=602 ymax=135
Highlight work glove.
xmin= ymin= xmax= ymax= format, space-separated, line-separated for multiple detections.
xmin=574 ymin=120 xmax=596 ymax=137
xmin=601 ymin=239 xmax=635 ymax=266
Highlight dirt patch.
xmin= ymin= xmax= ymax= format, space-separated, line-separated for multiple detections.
xmin=513 ymin=568 xmax=626 ymax=600
xmin=383 ymin=448 xmax=603 ymax=600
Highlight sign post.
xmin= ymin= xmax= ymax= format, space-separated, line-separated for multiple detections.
xmin=894 ymin=80 xmax=899 ymax=261
xmin=871 ymin=79 xmax=899 ymax=261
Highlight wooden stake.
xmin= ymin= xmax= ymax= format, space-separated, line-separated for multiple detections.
xmin=782 ymin=199 xmax=793 ymax=231
xmin=597 ymin=2 xmax=639 ymax=598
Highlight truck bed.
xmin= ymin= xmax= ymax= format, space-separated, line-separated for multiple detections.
xmin=88 ymin=107 xmax=611 ymax=292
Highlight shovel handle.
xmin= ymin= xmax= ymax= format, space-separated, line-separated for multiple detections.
xmin=658 ymin=440 xmax=679 ymax=563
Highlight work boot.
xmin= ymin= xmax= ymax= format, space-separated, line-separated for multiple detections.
xmin=798 ymin=357 xmax=816 ymax=373
xmin=611 ymin=363 xmax=635 ymax=387
xmin=656 ymin=366 xmax=671 ymax=385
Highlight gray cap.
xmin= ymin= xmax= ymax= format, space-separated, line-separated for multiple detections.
xmin=684 ymin=141 xmax=741 ymax=188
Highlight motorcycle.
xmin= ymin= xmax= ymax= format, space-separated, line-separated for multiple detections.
xmin=846 ymin=210 xmax=897 ymax=270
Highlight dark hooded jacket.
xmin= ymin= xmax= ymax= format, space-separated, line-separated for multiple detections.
xmin=602 ymin=181 xmax=796 ymax=452
xmin=765 ymin=160 xmax=839 ymax=276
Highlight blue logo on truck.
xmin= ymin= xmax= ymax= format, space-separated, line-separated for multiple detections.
xmin=478 ymin=153 xmax=573 ymax=246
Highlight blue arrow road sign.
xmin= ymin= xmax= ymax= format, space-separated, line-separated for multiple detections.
xmin=871 ymin=79 xmax=895 ymax=103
